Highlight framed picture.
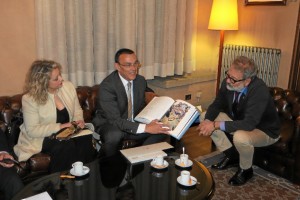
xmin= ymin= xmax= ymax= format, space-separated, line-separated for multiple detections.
xmin=245 ymin=0 xmax=287 ymax=5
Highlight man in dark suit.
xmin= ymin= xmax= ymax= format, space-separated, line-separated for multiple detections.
xmin=197 ymin=56 xmax=280 ymax=186
xmin=92 ymin=48 xmax=170 ymax=157
xmin=0 ymin=129 xmax=24 ymax=200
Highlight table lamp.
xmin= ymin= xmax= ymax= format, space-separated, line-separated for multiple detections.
xmin=208 ymin=0 xmax=238 ymax=94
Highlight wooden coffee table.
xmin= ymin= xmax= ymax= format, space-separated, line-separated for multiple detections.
xmin=13 ymin=152 xmax=215 ymax=200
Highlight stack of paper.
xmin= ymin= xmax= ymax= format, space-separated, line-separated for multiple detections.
xmin=22 ymin=192 xmax=52 ymax=200
xmin=120 ymin=142 xmax=173 ymax=164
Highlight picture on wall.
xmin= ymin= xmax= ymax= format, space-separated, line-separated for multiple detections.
xmin=245 ymin=0 xmax=287 ymax=5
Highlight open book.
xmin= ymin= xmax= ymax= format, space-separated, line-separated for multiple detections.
xmin=134 ymin=96 xmax=200 ymax=140
xmin=55 ymin=123 xmax=94 ymax=140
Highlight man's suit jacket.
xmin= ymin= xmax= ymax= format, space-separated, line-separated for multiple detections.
xmin=92 ymin=71 xmax=148 ymax=134
xmin=205 ymin=76 xmax=280 ymax=139
xmin=0 ymin=129 xmax=10 ymax=153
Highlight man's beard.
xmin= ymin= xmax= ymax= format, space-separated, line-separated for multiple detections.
xmin=226 ymin=83 xmax=245 ymax=92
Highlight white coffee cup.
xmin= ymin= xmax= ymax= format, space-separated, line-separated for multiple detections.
xmin=180 ymin=154 xmax=189 ymax=166
xmin=180 ymin=170 xmax=191 ymax=185
xmin=72 ymin=161 xmax=84 ymax=175
xmin=153 ymin=155 xmax=164 ymax=166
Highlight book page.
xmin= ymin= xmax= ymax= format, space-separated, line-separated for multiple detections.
xmin=161 ymin=100 xmax=199 ymax=140
xmin=134 ymin=96 xmax=175 ymax=124
xmin=71 ymin=129 xmax=93 ymax=138
xmin=72 ymin=123 xmax=94 ymax=138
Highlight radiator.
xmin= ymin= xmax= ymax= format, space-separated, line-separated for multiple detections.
xmin=220 ymin=44 xmax=281 ymax=87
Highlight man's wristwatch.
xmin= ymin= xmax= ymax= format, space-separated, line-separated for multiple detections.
xmin=213 ymin=121 xmax=217 ymax=130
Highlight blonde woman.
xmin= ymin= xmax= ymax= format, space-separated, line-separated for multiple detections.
xmin=14 ymin=60 xmax=95 ymax=172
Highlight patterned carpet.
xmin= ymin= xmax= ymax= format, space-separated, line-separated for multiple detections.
xmin=196 ymin=151 xmax=300 ymax=200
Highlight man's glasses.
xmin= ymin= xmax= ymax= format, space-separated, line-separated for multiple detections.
xmin=118 ymin=61 xmax=141 ymax=69
xmin=225 ymin=70 xmax=245 ymax=84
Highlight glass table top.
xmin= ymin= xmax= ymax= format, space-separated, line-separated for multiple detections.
xmin=13 ymin=152 xmax=215 ymax=200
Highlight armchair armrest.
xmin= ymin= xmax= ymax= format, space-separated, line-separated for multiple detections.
xmin=28 ymin=153 xmax=51 ymax=172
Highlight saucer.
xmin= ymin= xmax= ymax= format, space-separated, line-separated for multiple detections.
xmin=150 ymin=160 xmax=169 ymax=169
xmin=177 ymin=176 xmax=197 ymax=187
xmin=70 ymin=166 xmax=90 ymax=176
xmin=175 ymin=159 xmax=193 ymax=168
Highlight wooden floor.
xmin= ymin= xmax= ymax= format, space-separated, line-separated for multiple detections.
xmin=174 ymin=126 xmax=215 ymax=159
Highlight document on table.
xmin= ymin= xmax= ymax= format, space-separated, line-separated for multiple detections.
xmin=120 ymin=142 xmax=173 ymax=164
xmin=22 ymin=192 xmax=52 ymax=200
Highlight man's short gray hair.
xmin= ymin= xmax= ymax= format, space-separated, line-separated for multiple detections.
xmin=232 ymin=56 xmax=257 ymax=79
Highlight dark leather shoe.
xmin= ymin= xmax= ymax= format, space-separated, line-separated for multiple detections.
xmin=228 ymin=167 xmax=253 ymax=186
xmin=211 ymin=157 xmax=238 ymax=170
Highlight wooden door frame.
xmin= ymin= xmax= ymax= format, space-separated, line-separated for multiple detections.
xmin=289 ymin=4 xmax=300 ymax=92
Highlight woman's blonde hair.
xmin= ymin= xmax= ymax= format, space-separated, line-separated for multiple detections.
xmin=24 ymin=60 xmax=62 ymax=105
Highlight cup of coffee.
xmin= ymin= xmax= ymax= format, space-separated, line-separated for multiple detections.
xmin=153 ymin=155 xmax=164 ymax=166
xmin=180 ymin=170 xmax=191 ymax=185
xmin=72 ymin=161 xmax=84 ymax=175
xmin=180 ymin=154 xmax=189 ymax=166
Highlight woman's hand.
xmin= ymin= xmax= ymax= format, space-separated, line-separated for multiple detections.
xmin=60 ymin=122 xmax=72 ymax=129
xmin=74 ymin=120 xmax=85 ymax=129
xmin=60 ymin=120 xmax=85 ymax=130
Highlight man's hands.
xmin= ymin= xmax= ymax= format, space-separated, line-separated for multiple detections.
xmin=145 ymin=120 xmax=170 ymax=134
xmin=196 ymin=120 xmax=215 ymax=136
xmin=0 ymin=152 xmax=14 ymax=168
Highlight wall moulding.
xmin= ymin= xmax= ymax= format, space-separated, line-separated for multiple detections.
xmin=147 ymin=72 xmax=216 ymax=89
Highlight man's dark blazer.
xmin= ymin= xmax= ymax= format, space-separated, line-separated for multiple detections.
xmin=0 ymin=129 xmax=10 ymax=153
xmin=205 ymin=76 xmax=280 ymax=139
xmin=92 ymin=70 xmax=149 ymax=134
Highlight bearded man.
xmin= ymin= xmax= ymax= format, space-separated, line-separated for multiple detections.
xmin=197 ymin=56 xmax=280 ymax=186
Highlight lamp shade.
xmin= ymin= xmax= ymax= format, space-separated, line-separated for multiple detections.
xmin=208 ymin=0 xmax=238 ymax=30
